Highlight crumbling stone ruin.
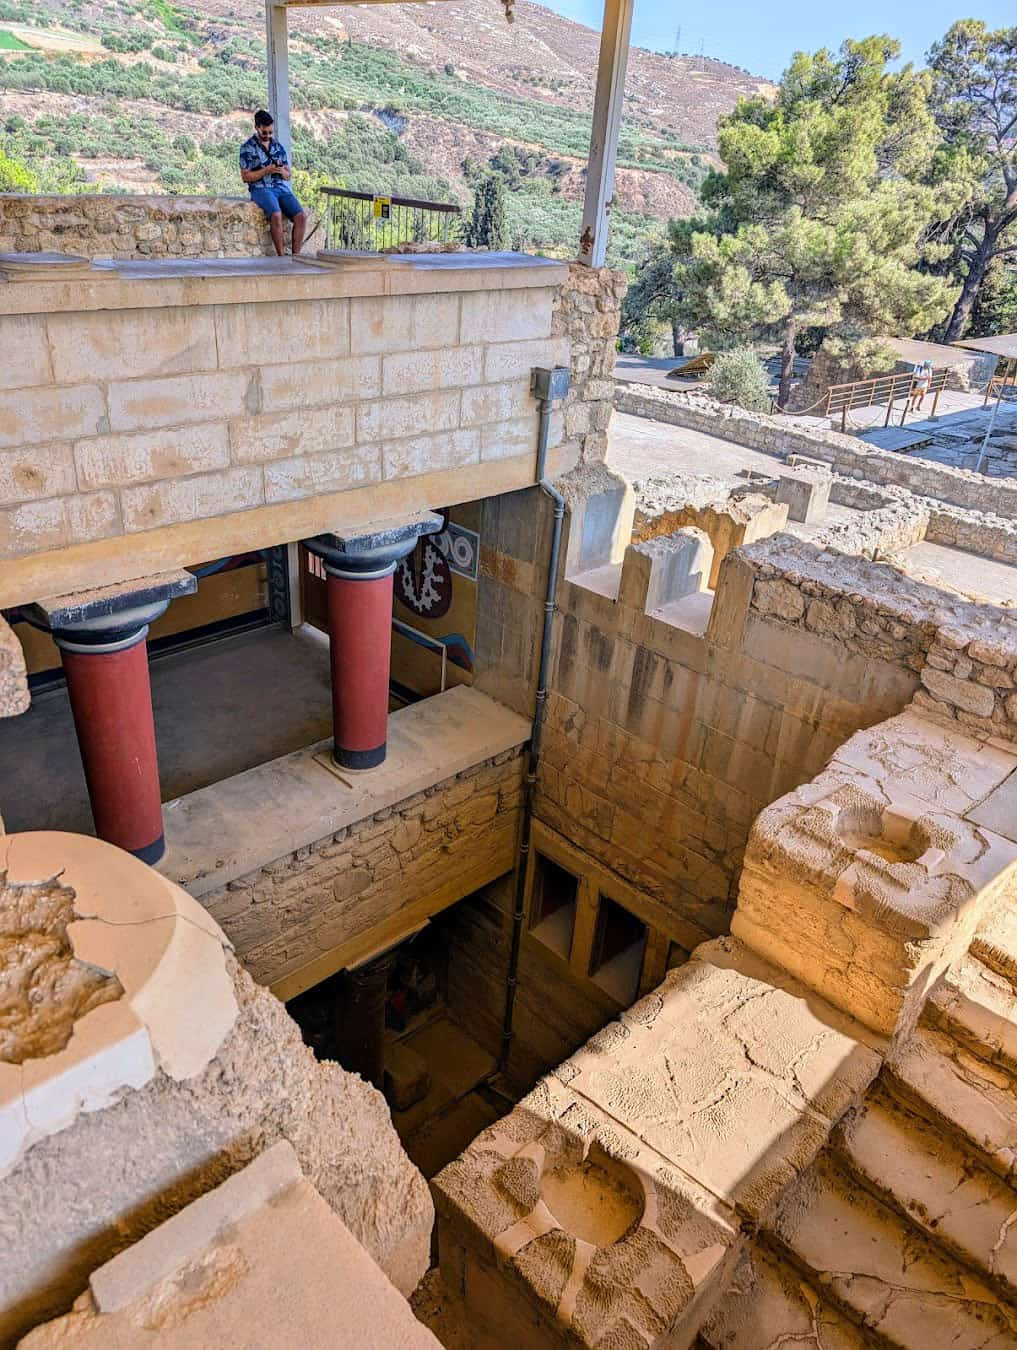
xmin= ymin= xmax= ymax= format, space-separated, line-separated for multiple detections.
xmin=1 ymin=214 xmax=1017 ymax=1347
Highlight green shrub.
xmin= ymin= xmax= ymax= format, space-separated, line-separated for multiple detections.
xmin=0 ymin=143 xmax=37 ymax=190
xmin=709 ymin=347 xmax=771 ymax=412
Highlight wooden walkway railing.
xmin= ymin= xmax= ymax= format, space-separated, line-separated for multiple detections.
xmin=775 ymin=368 xmax=949 ymax=430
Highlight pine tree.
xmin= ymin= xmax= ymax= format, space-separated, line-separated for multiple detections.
xmin=927 ymin=22 xmax=1016 ymax=341
xmin=673 ymin=38 xmax=955 ymax=407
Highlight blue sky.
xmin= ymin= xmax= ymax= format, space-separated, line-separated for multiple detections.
xmin=544 ymin=0 xmax=1014 ymax=80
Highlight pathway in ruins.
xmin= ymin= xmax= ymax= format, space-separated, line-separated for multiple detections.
xmin=607 ymin=409 xmax=1017 ymax=608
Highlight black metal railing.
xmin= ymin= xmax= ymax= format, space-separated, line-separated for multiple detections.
xmin=321 ymin=187 xmax=461 ymax=253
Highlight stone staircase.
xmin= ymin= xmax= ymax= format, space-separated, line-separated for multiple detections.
xmin=702 ymin=906 xmax=1017 ymax=1348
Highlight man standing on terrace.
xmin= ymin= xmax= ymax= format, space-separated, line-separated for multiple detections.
xmin=240 ymin=110 xmax=307 ymax=257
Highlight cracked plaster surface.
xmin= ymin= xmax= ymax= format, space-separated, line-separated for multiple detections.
xmin=835 ymin=1090 xmax=1017 ymax=1303
xmin=700 ymin=1245 xmax=867 ymax=1349
xmin=772 ymin=1154 xmax=1017 ymax=1347
xmin=0 ymin=831 xmax=237 ymax=1180
xmin=434 ymin=937 xmax=880 ymax=1347
xmin=888 ymin=1024 xmax=1017 ymax=1185
xmin=0 ymin=869 xmax=122 ymax=1066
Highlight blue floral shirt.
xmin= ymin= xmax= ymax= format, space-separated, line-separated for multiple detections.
xmin=239 ymin=134 xmax=289 ymax=189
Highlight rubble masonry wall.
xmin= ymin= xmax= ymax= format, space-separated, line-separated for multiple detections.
xmin=0 ymin=192 xmax=275 ymax=258
xmin=198 ymin=749 xmax=525 ymax=995
xmin=615 ymin=384 xmax=1017 ymax=520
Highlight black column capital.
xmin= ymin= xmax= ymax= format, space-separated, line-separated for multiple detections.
xmin=304 ymin=510 xmax=443 ymax=580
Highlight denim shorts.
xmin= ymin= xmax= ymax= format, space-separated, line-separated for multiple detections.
xmin=249 ymin=182 xmax=304 ymax=220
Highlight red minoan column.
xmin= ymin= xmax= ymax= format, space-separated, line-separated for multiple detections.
xmin=305 ymin=514 xmax=441 ymax=771
xmin=58 ymin=628 xmax=165 ymax=862
xmin=25 ymin=570 xmax=197 ymax=864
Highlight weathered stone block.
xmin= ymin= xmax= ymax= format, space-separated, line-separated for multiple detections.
xmin=107 ymin=371 xmax=251 ymax=433
xmin=357 ymin=391 xmax=460 ymax=444
xmin=74 ymin=423 xmax=231 ymax=490
xmin=776 ymin=468 xmax=831 ymax=524
xmin=382 ymin=346 xmax=484 ymax=396
xmin=259 ymin=355 xmax=381 ymax=410
xmin=0 ymin=383 xmax=106 ymax=450
xmin=461 ymin=379 xmax=535 ymax=427
xmin=461 ymin=288 xmax=554 ymax=344
xmin=214 ymin=298 xmax=351 ymax=367
xmin=733 ymin=713 xmax=1017 ymax=1036
xmin=619 ymin=528 xmax=713 ymax=614
xmin=3 ymin=313 xmax=53 ymax=390
xmin=382 ymin=428 xmax=480 ymax=479
xmin=48 ymin=306 xmax=217 ymax=384
xmin=120 ymin=466 xmax=263 ymax=532
xmin=264 ymin=446 xmax=382 ymax=502
xmin=229 ymin=405 xmax=356 ymax=464
xmin=479 ymin=413 xmax=542 ymax=462
xmin=0 ymin=443 xmax=76 ymax=504
xmin=921 ymin=666 xmax=996 ymax=718
xmin=0 ymin=491 xmax=119 ymax=560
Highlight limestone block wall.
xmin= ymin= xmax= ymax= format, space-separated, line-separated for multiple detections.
xmin=198 ymin=748 xmax=525 ymax=995
xmin=539 ymin=590 xmax=915 ymax=947
xmin=0 ymin=256 xmax=570 ymax=607
xmin=0 ymin=193 xmax=276 ymax=259
xmin=615 ymin=384 xmax=1017 ymax=519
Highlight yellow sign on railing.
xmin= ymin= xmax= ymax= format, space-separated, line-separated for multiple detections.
xmin=372 ymin=197 xmax=392 ymax=221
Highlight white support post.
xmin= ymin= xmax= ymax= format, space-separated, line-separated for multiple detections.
xmin=265 ymin=1 xmax=291 ymax=156
xmin=577 ymin=0 xmax=634 ymax=268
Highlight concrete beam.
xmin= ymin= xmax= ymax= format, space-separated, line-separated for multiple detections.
xmin=265 ymin=1 xmax=291 ymax=155
xmin=577 ymin=0 xmax=634 ymax=269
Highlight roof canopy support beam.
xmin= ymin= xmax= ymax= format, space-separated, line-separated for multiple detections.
xmin=577 ymin=0 xmax=634 ymax=269
xmin=266 ymin=1 xmax=291 ymax=155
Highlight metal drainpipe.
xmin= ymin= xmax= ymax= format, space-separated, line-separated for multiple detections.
xmin=497 ymin=366 xmax=570 ymax=1076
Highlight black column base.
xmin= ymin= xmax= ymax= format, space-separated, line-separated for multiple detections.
xmin=128 ymin=834 xmax=166 ymax=866
xmin=334 ymin=743 xmax=387 ymax=771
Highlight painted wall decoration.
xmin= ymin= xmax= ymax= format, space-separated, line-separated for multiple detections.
xmin=392 ymin=505 xmax=481 ymax=697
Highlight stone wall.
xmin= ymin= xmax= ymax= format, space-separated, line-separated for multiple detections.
xmin=550 ymin=263 xmax=624 ymax=467
xmin=199 ymin=748 xmax=525 ymax=993
xmin=444 ymin=879 xmax=623 ymax=1092
xmin=927 ymin=507 xmax=1017 ymax=565
xmin=745 ymin=536 xmax=1017 ymax=743
xmin=532 ymin=480 xmax=920 ymax=949
xmin=0 ymin=255 xmax=569 ymax=607
xmin=0 ymin=193 xmax=278 ymax=259
xmin=0 ymin=613 xmax=29 ymax=720
xmin=615 ymin=383 xmax=1017 ymax=519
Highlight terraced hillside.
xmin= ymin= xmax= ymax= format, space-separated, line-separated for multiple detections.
xmin=0 ymin=0 xmax=769 ymax=263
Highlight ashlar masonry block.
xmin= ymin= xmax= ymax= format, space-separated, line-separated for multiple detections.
xmin=559 ymin=463 xmax=635 ymax=577
xmin=776 ymin=467 xmax=832 ymax=524
xmin=733 ymin=710 xmax=1017 ymax=1037
xmin=619 ymin=528 xmax=713 ymax=614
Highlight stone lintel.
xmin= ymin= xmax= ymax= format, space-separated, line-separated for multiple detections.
xmin=306 ymin=511 xmax=443 ymax=574
xmin=28 ymin=569 xmax=197 ymax=635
